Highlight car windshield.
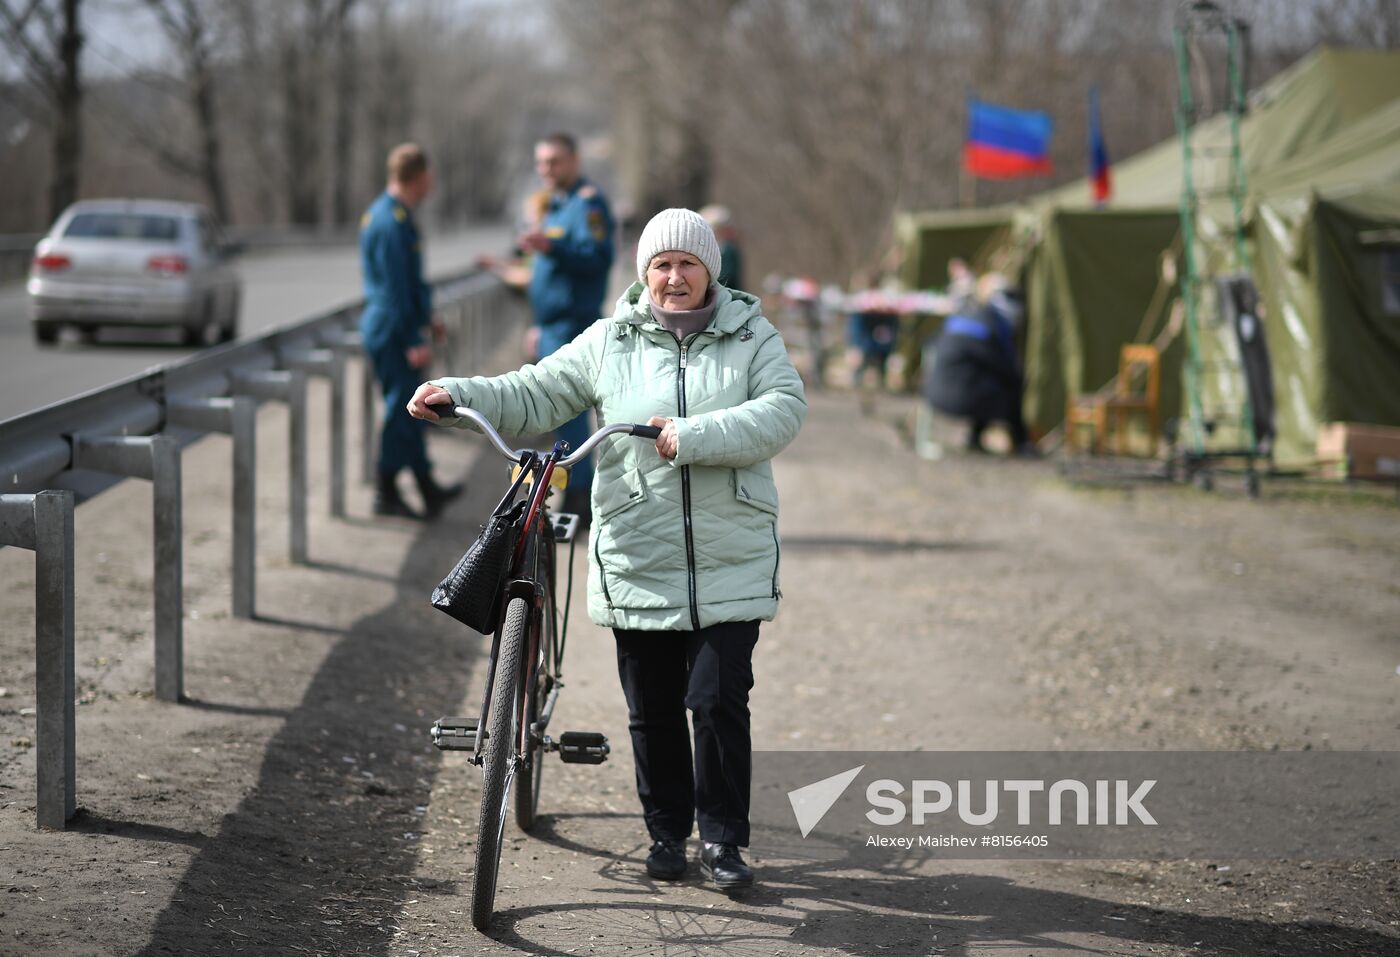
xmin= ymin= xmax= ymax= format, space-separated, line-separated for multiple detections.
xmin=63 ymin=212 xmax=181 ymax=242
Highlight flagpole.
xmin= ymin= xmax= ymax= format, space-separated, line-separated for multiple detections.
xmin=961 ymin=92 xmax=977 ymax=209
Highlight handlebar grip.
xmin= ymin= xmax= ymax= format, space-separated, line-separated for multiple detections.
xmin=428 ymin=401 xmax=459 ymax=419
xmin=631 ymin=424 xmax=662 ymax=440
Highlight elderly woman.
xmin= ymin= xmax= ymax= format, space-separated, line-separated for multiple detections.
xmin=407 ymin=208 xmax=806 ymax=888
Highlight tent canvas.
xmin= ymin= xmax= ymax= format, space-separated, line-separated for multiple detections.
xmin=1197 ymin=91 xmax=1400 ymax=465
xmin=1237 ymin=184 xmax=1400 ymax=466
xmin=1022 ymin=208 xmax=1183 ymax=437
xmin=895 ymin=207 xmax=1015 ymax=290
xmin=897 ymin=45 xmax=1400 ymax=464
xmin=1034 ymin=46 xmax=1400 ymax=212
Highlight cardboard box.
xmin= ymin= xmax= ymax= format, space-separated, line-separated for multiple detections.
xmin=1316 ymin=422 xmax=1400 ymax=480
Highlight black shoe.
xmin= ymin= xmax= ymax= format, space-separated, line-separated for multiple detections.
xmin=373 ymin=473 xmax=421 ymax=519
xmin=414 ymin=471 xmax=464 ymax=520
xmin=561 ymin=487 xmax=591 ymax=527
xmin=699 ymin=843 xmax=753 ymax=889
xmin=645 ymin=839 xmax=687 ymax=880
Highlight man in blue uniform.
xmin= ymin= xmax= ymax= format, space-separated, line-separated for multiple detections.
xmin=360 ymin=143 xmax=462 ymax=519
xmin=517 ymin=132 xmax=615 ymax=519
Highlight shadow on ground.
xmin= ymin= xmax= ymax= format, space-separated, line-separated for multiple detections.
xmin=490 ymin=826 xmax=1400 ymax=957
xmin=125 ymin=450 xmax=501 ymax=957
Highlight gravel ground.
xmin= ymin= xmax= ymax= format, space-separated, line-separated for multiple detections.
xmin=1 ymin=368 xmax=1397 ymax=956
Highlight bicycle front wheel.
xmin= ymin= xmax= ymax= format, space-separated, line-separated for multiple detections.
xmin=471 ymin=596 xmax=528 ymax=931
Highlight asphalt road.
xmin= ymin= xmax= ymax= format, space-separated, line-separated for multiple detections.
xmin=0 ymin=225 xmax=511 ymax=423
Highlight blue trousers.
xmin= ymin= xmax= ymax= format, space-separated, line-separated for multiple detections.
xmin=368 ymin=344 xmax=431 ymax=479
xmin=538 ymin=321 xmax=594 ymax=492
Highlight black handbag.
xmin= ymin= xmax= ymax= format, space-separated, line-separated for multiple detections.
xmin=430 ymin=499 xmax=528 ymax=633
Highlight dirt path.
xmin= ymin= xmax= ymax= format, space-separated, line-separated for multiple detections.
xmin=2 ymin=382 xmax=1397 ymax=956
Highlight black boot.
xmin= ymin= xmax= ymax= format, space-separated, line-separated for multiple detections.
xmin=699 ymin=843 xmax=754 ymax=889
xmin=415 ymin=470 xmax=464 ymax=520
xmin=373 ymin=472 xmax=420 ymax=519
xmin=645 ymin=838 xmax=687 ymax=880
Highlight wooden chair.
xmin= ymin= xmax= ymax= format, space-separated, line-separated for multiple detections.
xmin=1065 ymin=344 xmax=1161 ymax=456
xmin=1106 ymin=344 xmax=1160 ymax=456
xmin=1065 ymin=390 xmax=1109 ymax=454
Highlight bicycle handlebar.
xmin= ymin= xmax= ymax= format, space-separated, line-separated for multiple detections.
xmin=436 ymin=403 xmax=661 ymax=467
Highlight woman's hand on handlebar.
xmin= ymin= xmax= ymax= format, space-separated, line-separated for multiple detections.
xmin=408 ymin=382 xmax=456 ymax=421
xmin=647 ymin=416 xmax=678 ymax=460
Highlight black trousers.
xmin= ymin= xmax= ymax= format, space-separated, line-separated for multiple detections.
xmin=613 ymin=620 xmax=759 ymax=847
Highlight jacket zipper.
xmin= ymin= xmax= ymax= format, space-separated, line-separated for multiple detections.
xmin=771 ymin=523 xmax=782 ymax=599
xmin=677 ymin=335 xmax=702 ymax=631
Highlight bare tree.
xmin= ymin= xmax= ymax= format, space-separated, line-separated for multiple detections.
xmin=329 ymin=0 xmax=359 ymax=226
xmin=132 ymin=0 xmax=231 ymax=221
xmin=556 ymin=0 xmax=741 ymax=219
xmin=224 ymin=0 xmax=281 ymax=222
xmin=0 ymin=0 xmax=84 ymax=220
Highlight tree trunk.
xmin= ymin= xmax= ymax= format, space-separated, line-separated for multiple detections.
xmin=188 ymin=25 xmax=231 ymax=222
xmin=281 ymin=37 xmax=321 ymax=226
xmin=330 ymin=9 xmax=356 ymax=226
xmin=48 ymin=0 xmax=82 ymax=220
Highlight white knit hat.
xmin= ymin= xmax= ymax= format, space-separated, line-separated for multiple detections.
xmin=635 ymin=208 xmax=722 ymax=284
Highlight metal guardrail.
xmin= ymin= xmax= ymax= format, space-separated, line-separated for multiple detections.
xmin=0 ymin=268 xmax=528 ymax=830
xmin=0 ymin=233 xmax=43 ymax=283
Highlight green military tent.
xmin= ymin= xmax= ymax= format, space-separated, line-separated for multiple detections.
xmin=894 ymin=206 xmax=1017 ymax=290
xmin=1021 ymin=208 xmax=1183 ymax=438
xmin=1035 ymin=46 xmax=1400 ymax=213
xmin=898 ymin=45 xmax=1400 ymax=462
xmin=1235 ymin=96 xmax=1400 ymax=464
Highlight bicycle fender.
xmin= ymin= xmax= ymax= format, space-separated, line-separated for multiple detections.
xmin=504 ymin=578 xmax=539 ymax=606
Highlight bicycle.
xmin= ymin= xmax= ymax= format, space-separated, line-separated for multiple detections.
xmin=427 ymin=405 xmax=661 ymax=930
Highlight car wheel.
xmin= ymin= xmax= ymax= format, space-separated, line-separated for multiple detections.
xmin=184 ymin=297 xmax=222 ymax=347
xmin=34 ymin=323 xmax=58 ymax=345
xmin=76 ymin=324 xmax=98 ymax=345
xmin=221 ymin=291 xmax=241 ymax=342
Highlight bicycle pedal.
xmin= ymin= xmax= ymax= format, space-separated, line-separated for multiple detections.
xmin=430 ymin=715 xmax=480 ymax=751
xmin=547 ymin=510 xmax=580 ymax=543
xmin=556 ymin=731 xmax=609 ymax=764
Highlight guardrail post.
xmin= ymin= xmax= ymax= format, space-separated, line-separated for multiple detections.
xmin=0 ymin=491 xmax=77 ymax=829
xmin=168 ymin=396 xmax=257 ymax=618
xmin=324 ymin=331 xmax=374 ymax=489
xmin=69 ymin=434 xmax=184 ymax=702
xmin=284 ymin=347 xmax=347 ymax=518
xmin=361 ymin=357 xmax=376 ymax=486
xmin=231 ymin=369 xmax=309 ymax=564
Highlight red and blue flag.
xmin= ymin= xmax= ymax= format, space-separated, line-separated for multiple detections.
xmin=962 ymin=98 xmax=1054 ymax=179
xmin=1089 ymin=85 xmax=1112 ymax=204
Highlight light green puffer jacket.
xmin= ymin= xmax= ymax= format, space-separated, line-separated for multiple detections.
xmin=430 ymin=281 xmax=807 ymax=631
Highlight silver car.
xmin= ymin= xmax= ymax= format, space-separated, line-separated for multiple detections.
xmin=28 ymin=199 xmax=242 ymax=346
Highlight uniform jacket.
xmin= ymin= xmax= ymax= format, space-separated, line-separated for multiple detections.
xmin=431 ymin=282 xmax=807 ymax=631
xmin=359 ymin=191 xmax=431 ymax=353
xmin=528 ymin=178 xmax=614 ymax=334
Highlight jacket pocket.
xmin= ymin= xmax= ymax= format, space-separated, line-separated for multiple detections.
xmin=732 ymin=466 xmax=779 ymax=514
xmin=596 ymin=467 xmax=649 ymax=521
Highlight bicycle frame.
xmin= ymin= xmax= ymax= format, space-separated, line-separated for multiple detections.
xmin=470 ymin=440 xmax=568 ymax=770
xmin=431 ymin=403 xmax=658 ymax=930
